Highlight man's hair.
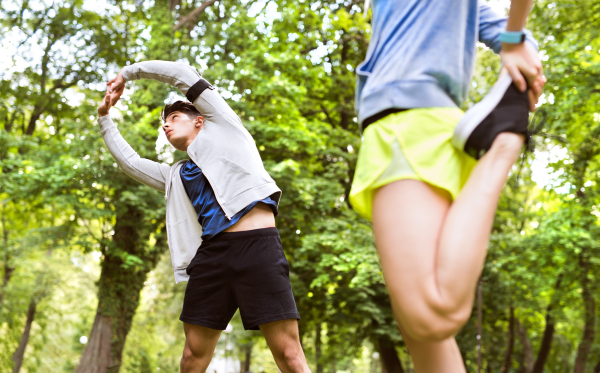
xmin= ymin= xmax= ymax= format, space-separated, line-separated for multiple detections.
xmin=161 ymin=101 xmax=202 ymax=122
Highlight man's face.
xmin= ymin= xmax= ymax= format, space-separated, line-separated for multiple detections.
xmin=162 ymin=111 xmax=204 ymax=151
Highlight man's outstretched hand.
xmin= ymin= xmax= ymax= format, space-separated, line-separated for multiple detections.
xmin=500 ymin=42 xmax=546 ymax=111
xmin=97 ymin=83 xmax=125 ymax=117
xmin=107 ymin=71 xmax=126 ymax=95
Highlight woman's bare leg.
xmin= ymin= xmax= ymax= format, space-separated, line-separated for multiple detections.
xmin=402 ymin=332 xmax=466 ymax=373
xmin=372 ymin=133 xmax=524 ymax=368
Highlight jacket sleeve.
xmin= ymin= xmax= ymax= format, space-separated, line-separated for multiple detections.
xmin=478 ymin=3 xmax=539 ymax=54
xmin=120 ymin=60 xmax=238 ymax=123
xmin=98 ymin=115 xmax=171 ymax=192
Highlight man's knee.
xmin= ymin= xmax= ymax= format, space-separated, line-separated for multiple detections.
xmin=276 ymin=346 xmax=305 ymax=371
xmin=180 ymin=345 xmax=211 ymax=372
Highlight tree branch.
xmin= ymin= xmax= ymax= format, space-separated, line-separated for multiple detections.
xmin=173 ymin=0 xmax=218 ymax=31
xmin=170 ymin=0 xmax=181 ymax=11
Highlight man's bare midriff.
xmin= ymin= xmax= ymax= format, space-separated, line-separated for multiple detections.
xmin=224 ymin=203 xmax=275 ymax=232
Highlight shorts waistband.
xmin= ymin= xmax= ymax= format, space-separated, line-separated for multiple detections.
xmin=362 ymin=108 xmax=408 ymax=132
xmin=208 ymin=227 xmax=279 ymax=243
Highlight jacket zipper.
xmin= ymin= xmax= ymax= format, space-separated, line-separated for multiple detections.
xmin=164 ymin=161 xmax=187 ymax=282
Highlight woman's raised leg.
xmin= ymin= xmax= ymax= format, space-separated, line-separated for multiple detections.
xmin=372 ymin=132 xmax=524 ymax=349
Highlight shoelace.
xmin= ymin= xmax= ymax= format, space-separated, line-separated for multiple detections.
xmin=514 ymin=109 xmax=567 ymax=187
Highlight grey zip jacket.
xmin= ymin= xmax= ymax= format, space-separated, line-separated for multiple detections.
xmin=98 ymin=60 xmax=282 ymax=283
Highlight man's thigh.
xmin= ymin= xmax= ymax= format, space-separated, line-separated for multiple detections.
xmin=182 ymin=322 xmax=222 ymax=357
xmin=259 ymin=319 xmax=302 ymax=353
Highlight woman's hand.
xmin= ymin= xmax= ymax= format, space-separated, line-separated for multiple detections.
xmin=500 ymin=42 xmax=546 ymax=111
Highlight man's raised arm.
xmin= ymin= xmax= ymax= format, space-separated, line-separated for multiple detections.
xmin=110 ymin=61 xmax=238 ymax=123
xmin=97 ymin=88 xmax=171 ymax=192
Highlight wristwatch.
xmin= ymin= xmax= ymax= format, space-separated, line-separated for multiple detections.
xmin=499 ymin=30 xmax=526 ymax=44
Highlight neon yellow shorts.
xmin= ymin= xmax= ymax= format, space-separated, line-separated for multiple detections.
xmin=349 ymin=108 xmax=477 ymax=221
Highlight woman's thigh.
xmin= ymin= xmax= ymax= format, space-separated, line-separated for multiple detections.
xmin=372 ymin=179 xmax=452 ymax=332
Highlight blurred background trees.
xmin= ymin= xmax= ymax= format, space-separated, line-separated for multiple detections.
xmin=1 ymin=0 xmax=599 ymax=372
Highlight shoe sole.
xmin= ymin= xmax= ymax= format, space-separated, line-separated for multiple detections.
xmin=452 ymin=73 xmax=514 ymax=150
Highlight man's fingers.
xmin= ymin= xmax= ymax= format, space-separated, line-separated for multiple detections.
xmin=99 ymin=94 xmax=110 ymax=112
xmin=111 ymin=90 xmax=123 ymax=105
xmin=109 ymin=86 xmax=125 ymax=106
xmin=107 ymin=77 xmax=125 ymax=93
xmin=111 ymin=82 xmax=124 ymax=93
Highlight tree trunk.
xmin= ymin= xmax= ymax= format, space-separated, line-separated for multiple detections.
xmin=11 ymin=299 xmax=37 ymax=373
xmin=315 ymin=323 xmax=323 ymax=373
xmin=516 ymin=319 xmax=534 ymax=373
xmin=573 ymin=255 xmax=595 ymax=373
xmin=593 ymin=360 xmax=600 ymax=373
xmin=0 ymin=205 xmax=15 ymax=313
xmin=10 ymin=246 xmax=54 ymax=372
xmin=315 ymin=322 xmax=323 ymax=373
xmin=25 ymin=107 xmax=43 ymax=136
xmin=532 ymin=275 xmax=563 ymax=373
xmin=76 ymin=313 xmax=114 ymax=373
xmin=531 ymin=306 xmax=555 ymax=373
xmin=76 ymin=205 xmax=162 ymax=373
xmin=241 ymin=343 xmax=252 ymax=373
xmin=501 ymin=305 xmax=515 ymax=373
xmin=377 ymin=338 xmax=405 ymax=373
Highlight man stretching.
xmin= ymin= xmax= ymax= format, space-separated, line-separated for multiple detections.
xmin=97 ymin=61 xmax=310 ymax=373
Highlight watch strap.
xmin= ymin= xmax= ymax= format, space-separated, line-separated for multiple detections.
xmin=499 ymin=30 xmax=526 ymax=44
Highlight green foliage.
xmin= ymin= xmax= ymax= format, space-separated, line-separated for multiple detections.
xmin=2 ymin=0 xmax=600 ymax=372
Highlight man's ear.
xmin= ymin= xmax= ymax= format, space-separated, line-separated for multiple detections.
xmin=194 ymin=116 xmax=204 ymax=128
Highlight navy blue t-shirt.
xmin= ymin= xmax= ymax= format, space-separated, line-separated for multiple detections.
xmin=179 ymin=160 xmax=278 ymax=241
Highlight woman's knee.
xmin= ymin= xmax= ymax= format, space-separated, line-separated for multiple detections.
xmin=397 ymin=305 xmax=471 ymax=342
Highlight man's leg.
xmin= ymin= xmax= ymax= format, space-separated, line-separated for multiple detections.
xmin=180 ymin=322 xmax=222 ymax=373
xmin=259 ymin=319 xmax=311 ymax=373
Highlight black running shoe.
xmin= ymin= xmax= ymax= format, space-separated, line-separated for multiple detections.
xmin=452 ymin=74 xmax=530 ymax=159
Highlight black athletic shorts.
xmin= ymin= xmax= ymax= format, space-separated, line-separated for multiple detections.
xmin=180 ymin=227 xmax=300 ymax=330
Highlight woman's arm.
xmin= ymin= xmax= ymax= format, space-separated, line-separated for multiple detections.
xmin=478 ymin=3 xmax=538 ymax=54
xmin=501 ymin=0 xmax=545 ymax=110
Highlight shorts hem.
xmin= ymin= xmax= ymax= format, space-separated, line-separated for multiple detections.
xmin=350 ymin=176 xmax=456 ymax=221
xmin=179 ymin=316 xmax=228 ymax=330
xmin=243 ymin=312 xmax=301 ymax=331
xmin=350 ymin=108 xmax=473 ymax=220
